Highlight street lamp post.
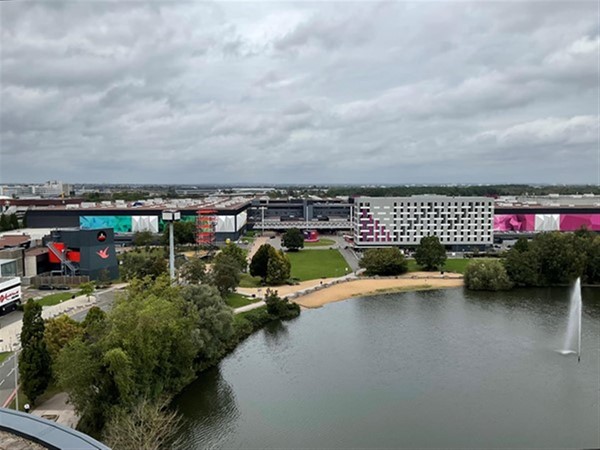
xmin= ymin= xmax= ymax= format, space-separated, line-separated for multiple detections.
xmin=162 ymin=210 xmax=181 ymax=281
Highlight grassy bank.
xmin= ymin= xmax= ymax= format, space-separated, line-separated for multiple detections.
xmin=304 ymin=238 xmax=336 ymax=247
xmin=287 ymin=249 xmax=349 ymax=281
xmin=407 ymin=258 xmax=483 ymax=274
xmin=226 ymin=292 xmax=260 ymax=309
xmin=36 ymin=291 xmax=80 ymax=307
xmin=0 ymin=352 xmax=12 ymax=365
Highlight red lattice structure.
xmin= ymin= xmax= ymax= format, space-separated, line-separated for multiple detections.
xmin=196 ymin=209 xmax=217 ymax=246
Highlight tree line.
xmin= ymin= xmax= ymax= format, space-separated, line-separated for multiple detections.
xmin=465 ymin=229 xmax=600 ymax=291
xmin=0 ymin=213 xmax=20 ymax=231
xmin=20 ymin=241 xmax=300 ymax=448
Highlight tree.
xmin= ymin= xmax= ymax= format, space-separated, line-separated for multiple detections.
xmin=103 ymin=398 xmax=182 ymax=450
xmin=179 ymin=257 xmax=207 ymax=284
xmin=9 ymin=214 xmax=19 ymax=230
xmin=359 ymin=248 xmax=408 ymax=276
xmin=44 ymin=315 xmax=83 ymax=361
xmin=219 ymin=243 xmax=247 ymax=272
xmin=249 ymin=244 xmax=273 ymax=280
xmin=211 ymin=254 xmax=241 ymax=296
xmin=0 ymin=214 xmax=9 ymax=231
xmin=56 ymin=275 xmax=199 ymax=434
xmin=80 ymin=281 xmax=95 ymax=302
xmin=180 ymin=284 xmax=235 ymax=368
xmin=264 ymin=289 xmax=300 ymax=319
xmin=532 ymin=232 xmax=585 ymax=285
xmin=504 ymin=249 xmax=540 ymax=286
xmin=19 ymin=300 xmax=52 ymax=405
xmin=513 ymin=237 xmax=530 ymax=253
xmin=282 ymin=228 xmax=304 ymax=251
xmin=414 ymin=235 xmax=447 ymax=271
xmin=163 ymin=221 xmax=196 ymax=245
xmin=464 ymin=260 xmax=513 ymax=291
xmin=120 ymin=249 xmax=167 ymax=280
xmin=266 ymin=250 xmax=291 ymax=285
xmin=133 ymin=231 xmax=154 ymax=247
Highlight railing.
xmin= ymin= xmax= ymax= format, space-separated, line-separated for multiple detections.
xmin=251 ymin=220 xmax=352 ymax=230
xmin=46 ymin=242 xmax=78 ymax=275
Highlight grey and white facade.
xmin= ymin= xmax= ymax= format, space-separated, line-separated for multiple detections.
xmin=353 ymin=196 xmax=494 ymax=248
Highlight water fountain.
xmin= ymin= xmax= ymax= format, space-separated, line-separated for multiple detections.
xmin=559 ymin=277 xmax=581 ymax=361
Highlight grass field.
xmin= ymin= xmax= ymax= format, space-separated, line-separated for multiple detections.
xmin=0 ymin=352 xmax=12 ymax=364
xmin=287 ymin=249 xmax=350 ymax=281
xmin=239 ymin=273 xmax=262 ymax=288
xmin=226 ymin=292 xmax=260 ymax=308
xmin=304 ymin=238 xmax=336 ymax=247
xmin=407 ymin=258 xmax=483 ymax=274
xmin=36 ymin=291 xmax=80 ymax=307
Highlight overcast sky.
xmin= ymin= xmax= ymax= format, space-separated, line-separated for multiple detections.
xmin=1 ymin=1 xmax=598 ymax=185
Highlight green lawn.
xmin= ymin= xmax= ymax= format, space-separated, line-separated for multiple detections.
xmin=407 ymin=258 xmax=482 ymax=274
xmin=304 ymin=238 xmax=336 ymax=247
xmin=226 ymin=292 xmax=260 ymax=308
xmin=239 ymin=273 xmax=262 ymax=288
xmin=287 ymin=249 xmax=350 ymax=281
xmin=0 ymin=352 xmax=12 ymax=364
xmin=36 ymin=291 xmax=80 ymax=307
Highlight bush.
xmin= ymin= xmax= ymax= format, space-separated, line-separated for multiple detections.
xmin=414 ymin=236 xmax=446 ymax=271
xmin=359 ymin=248 xmax=408 ymax=276
xmin=464 ymin=260 xmax=513 ymax=291
xmin=264 ymin=289 xmax=300 ymax=320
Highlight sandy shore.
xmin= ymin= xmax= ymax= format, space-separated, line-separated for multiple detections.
xmin=293 ymin=276 xmax=463 ymax=308
xmin=237 ymin=272 xmax=463 ymax=308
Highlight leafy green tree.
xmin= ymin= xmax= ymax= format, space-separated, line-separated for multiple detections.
xmin=464 ymin=260 xmax=513 ymax=291
xmin=250 ymin=244 xmax=273 ymax=280
xmin=19 ymin=300 xmax=52 ymax=404
xmin=163 ymin=221 xmax=196 ymax=245
xmin=264 ymin=289 xmax=300 ymax=319
xmin=80 ymin=281 xmax=95 ymax=302
xmin=219 ymin=243 xmax=247 ymax=271
xmin=133 ymin=231 xmax=154 ymax=247
xmin=266 ymin=250 xmax=291 ymax=285
xmin=179 ymin=257 xmax=207 ymax=284
xmin=513 ymin=237 xmax=530 ymax=253
xmin=533 ymin=232 xmax=585 ymax=285
xmin=120 ymin=249 xmax=167 ymax=280
xmin=180 ymin=284 xmax=235 ymax=368
xmin=583 ymin=236 xmax=600 ymax=284
xmin=44 ymin=315 xmax=83 ymax=361
xmin=414 ymin=236 xmax=447 ymax=271
xmin=9 ymin=214 xmax=19 ymax=230
xmin=282 ymin=228 xmax=304 ymax=251
xmin=56 ymin=276 xmax=199 ymax=434
xmin=359 ymin=248 xmax=408 ymax=276
xmin=504 ymin=249 xmax=540 ymax=286
xmin=0 ymin=214 xmax=9 ymax=231
xmin=211 ymin=254 xmax=241 ymax=296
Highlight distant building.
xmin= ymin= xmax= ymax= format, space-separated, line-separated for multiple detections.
xmin=353 ymin=196 xmax=494 ymax=249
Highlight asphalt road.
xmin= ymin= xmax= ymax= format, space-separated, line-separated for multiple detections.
xmin=0 ymin=288 xmax=119 ymax=408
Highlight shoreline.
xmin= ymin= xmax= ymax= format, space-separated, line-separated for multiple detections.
xmin=291 ymin=275 xmax=464 ymax=308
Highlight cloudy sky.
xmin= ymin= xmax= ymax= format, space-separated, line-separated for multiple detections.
xmin=1 ymin=1 xmax=598 ymax=185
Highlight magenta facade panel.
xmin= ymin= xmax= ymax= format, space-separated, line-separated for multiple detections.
xmin=493 ymin=214 xmax=535 ymax=232
xmin=559 ymin=214 xmax=600 ymax=231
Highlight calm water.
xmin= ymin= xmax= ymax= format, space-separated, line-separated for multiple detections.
xmin=174 ymin=287 xmax=600 ymax=449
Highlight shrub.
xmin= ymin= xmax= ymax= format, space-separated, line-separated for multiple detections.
xmin=464 ymin=260 xmax=513 ymax=291
xmin=359 ymin=248 xmax=408 ymax=276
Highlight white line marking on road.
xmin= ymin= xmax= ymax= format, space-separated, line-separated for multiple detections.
xmin=6 ymin=368 xmax=14 ymax=378
xmin=0 ymin=379 xmax=5 ymax=387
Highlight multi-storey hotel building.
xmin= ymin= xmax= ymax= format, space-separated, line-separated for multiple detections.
xmin=353 ymin=196 xmax=494 ymax=249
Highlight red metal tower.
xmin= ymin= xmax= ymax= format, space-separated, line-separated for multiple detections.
xmin=196 ymin=209 xmax=217 ymax=246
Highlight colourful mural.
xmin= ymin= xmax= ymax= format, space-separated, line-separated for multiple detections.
xmin=80 ymin=216 xmax=133 ymax=233
xmin=493 ymin=214 xmax=535 ymax=232
xmin=559 ymin=214 xmax=600 ymax=231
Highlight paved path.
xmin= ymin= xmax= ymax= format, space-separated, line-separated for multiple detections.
xmin=31 ymin=392 xmax=78 ymax=429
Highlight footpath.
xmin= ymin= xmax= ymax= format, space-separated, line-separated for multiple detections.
xmin=0 ymin=284 xmax=127 ymax=352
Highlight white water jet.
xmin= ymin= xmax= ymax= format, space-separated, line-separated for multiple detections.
xmin=560 ymin=278 xmax=582 ymax=360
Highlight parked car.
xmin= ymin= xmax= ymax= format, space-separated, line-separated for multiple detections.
xmin=37 ymin=284 xmax=54 ymax=291
xmin=54 ymin=285 xmax=71 ymax=290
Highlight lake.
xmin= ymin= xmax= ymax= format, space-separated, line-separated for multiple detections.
xmin=174 ymin=287 xmax=600 ymax=449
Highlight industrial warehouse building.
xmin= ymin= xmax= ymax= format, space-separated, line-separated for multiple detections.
xmin=25 ymin=197 xmax=251 ymax=243
xmin=353 ymin=196 xmax=494 ymax=249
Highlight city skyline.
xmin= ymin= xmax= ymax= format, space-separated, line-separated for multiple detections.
xmin=1 ymin=1 xmax=598 ymax=184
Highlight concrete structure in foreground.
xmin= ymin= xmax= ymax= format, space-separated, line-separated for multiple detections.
xmin=353 ymin=196 xmax=494 ymax=249
xmin=0 ymin=407 xmax=110 ymax=449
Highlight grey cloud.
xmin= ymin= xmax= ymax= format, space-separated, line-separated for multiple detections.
xmin=1 ymin=1 xmax=598 ymax=184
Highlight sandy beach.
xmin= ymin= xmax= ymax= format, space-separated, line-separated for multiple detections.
xmin=237 ymin=271 xmax=463 ymax=308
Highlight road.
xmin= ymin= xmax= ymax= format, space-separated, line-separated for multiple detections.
xmin=0 ymin=286 xmax=121 ymax=408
